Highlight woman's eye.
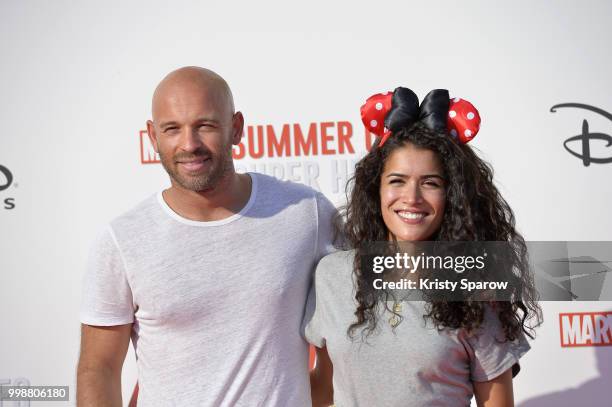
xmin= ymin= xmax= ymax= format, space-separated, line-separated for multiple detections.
xmin=423 ymin=180 xmax=442 ymax=188
xmin=389 ymin=179 xmax=403 ymax=184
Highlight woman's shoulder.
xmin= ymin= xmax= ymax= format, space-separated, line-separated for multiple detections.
xmin=317 ymin=249 xmax=355 ymax=269
xmin=315 ymin=249 xmax=355 ymax=285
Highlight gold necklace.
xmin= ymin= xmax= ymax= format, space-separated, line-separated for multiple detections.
xmin=389 ymin=302 xmax=403 ymax=327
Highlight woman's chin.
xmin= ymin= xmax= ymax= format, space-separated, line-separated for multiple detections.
xmin=389 ymin=232 xmax=434 ymax=242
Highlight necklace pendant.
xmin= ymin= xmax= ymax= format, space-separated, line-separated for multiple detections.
xmin=393 ymin=303 xmax=402 ymax=313
xmin=389 ymin=315 xmax=400 ymax=327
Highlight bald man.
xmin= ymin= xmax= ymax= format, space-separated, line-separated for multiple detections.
xmin=77 ymin=67 xmax=337 ymax=406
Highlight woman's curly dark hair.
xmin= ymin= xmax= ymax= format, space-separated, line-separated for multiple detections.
xmin=341 ymin=121 xmax=542 ymax=341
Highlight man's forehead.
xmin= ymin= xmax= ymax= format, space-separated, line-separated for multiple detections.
xmin=152 ymin=81 xmax=231 ymax=122
xmin=151 ymin=67 xmax=234 ymax=120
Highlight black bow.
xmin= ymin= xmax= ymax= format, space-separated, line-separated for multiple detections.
xmin=384 ymin=87 xmax=449 ymax=134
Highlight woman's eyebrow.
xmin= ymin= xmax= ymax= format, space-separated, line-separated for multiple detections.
xmin=385 ymin=172 xmax=444 ymax=179
xmin=422 ymin=174 xmax=445 ymax=180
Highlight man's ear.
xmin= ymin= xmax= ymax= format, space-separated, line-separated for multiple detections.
xmin=146 ymin=120 xmax=159 ymax=153
xmin=231 ymin=112 xmax=245 ymax=146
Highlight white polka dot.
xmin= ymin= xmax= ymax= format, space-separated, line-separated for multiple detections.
xmin=450 ymin=129 xmax=458 ymax=138
xmin=464 ymin=129 xmax=472 ymax=138
xmin=467 ymin=112 xmax=475 ymax=120
xmin=449 ymin=110 xmax=457 ymax=118
xmin=453 ymin=97 xmax=461 ymax=103
xmin=370 ymin=119 xmax=378 ymax=127
xmin=375 ymin=102 xmax=383 ymax=110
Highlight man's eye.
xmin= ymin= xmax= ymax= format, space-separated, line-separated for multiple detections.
xmin=164 ymin=127 xmax=178 ymax=132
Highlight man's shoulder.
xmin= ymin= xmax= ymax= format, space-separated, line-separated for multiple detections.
xmin=108 ymin=193 xmax=160 ymax=233
xmin=252 ymin=172 xmax=320 ymax=200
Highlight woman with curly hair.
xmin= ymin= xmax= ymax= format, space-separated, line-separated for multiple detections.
xmin=304 ymin=87 xmax=542 ymax=406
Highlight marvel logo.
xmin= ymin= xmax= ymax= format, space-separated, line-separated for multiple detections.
xmin=139 ymin=130 xmax=160 ymax=164
xmin=559 ymin=312 xmax=612 ymax=347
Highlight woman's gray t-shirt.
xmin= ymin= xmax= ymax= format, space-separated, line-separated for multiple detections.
xmin=303 ymin=250 xmax=530 ymax=407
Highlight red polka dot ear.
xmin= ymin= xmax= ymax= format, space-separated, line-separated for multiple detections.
xmin=447 ymin=97 xmax=481 ymax=144
xmin=360 ymin=91 xmax=393 ymax=146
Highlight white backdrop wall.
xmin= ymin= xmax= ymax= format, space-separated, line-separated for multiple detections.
xmin=1 ymin=1 xmax=611 ymax=406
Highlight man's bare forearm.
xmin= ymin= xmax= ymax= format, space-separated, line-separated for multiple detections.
xmin=77 ymin=365 xmax=122 ymax=407
xmin=310 ymin=369 xmax=333 ymax=407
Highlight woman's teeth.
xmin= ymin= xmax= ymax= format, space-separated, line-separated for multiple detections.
xmin=397 ymin=211 xmax=425 ymax=220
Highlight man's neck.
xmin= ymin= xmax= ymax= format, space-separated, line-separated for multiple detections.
xmin=162 ymin=172 xmax=252 ymax=222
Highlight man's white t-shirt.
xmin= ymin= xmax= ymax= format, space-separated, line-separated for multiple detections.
xmin=80 ymin=173 xmax=337 ymax=406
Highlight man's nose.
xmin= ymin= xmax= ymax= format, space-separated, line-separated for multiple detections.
xmin=178 ymin=127 xmax=203 ymax=152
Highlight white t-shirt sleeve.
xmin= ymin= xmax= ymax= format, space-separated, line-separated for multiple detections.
xmin=80 ymin=226 xmax=135 ymax=326
xmin=303 ymin=265 xmax=327 ymax=348
xmin=314 ymin=192 xmax=338 ymax=261
xmin=466 ymin=305 xmax=531 ymax=382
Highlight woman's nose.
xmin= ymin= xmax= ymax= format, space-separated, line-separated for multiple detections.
xmin=401 ymin=182 xmax=424 ymax=205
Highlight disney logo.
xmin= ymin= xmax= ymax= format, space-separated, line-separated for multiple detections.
xmin=0 ymin=165 xmax=13 ymax=191
xmin=550 ymin=103 xmax=612 ymax=166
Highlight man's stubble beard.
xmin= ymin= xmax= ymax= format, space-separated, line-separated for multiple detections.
xmin=160 ymin=146 xmax=234 ymax=192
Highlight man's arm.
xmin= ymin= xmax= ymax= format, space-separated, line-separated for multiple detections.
xmin=310 ymin=345 xmax=333 ymax=407
xmin=473 ymin=367 xmax=514 ymax=407
xmin=77 ymin=323 xmax=132 ymax=407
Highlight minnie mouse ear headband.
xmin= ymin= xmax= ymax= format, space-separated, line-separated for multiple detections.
xmin=360 ymin=88 xmax=481 ymax=146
